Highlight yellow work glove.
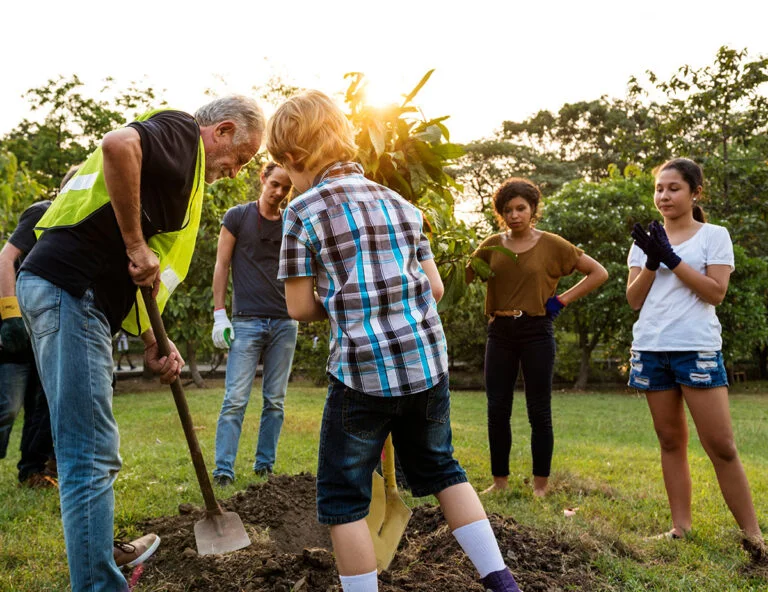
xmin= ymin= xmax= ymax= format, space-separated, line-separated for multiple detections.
xmin=0 ymin=296 xmax=30 ymax=354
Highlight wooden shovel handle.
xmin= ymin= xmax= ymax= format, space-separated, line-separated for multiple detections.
xmin=140 ymin=287 xmax=221 ymax=515
xmin=382 ymin=434 xmax=398 ymax=495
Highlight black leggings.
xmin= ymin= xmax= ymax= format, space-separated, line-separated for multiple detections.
xmin=485 ymin=315 xmax=556 ymax=478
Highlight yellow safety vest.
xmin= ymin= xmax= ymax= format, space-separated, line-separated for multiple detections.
xmin=35 ymin=109 xmax=205 ymax=335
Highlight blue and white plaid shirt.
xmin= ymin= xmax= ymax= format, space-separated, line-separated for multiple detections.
xmin=278 ymin=162 xmax=448 ymax=396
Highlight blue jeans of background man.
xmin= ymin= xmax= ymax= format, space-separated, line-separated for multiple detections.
xmin=17 ymin=271 xmax=126 ymax=592
xmin=0 ymin=361 xmax=53 ymax=481
xmin=485 ymin=315 xmax=556 ymax=478
xmin=214 ymin=316 xmax=298 ymax=479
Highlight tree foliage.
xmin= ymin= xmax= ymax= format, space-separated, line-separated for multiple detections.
xmin=0 ymin=150 xmax=45 ymax=242
xmin=539 ymin=166 xmax=656 ymax=388
xmin=1 ymin=75 xmax=162 ymax=194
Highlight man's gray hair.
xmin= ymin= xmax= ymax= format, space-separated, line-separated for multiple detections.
xmin=194 ymin=95 xmax=265 ymax=145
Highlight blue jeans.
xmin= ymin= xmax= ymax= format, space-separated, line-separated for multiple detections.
xmin=214 ymin=317 xmax=298 ymax=478
xmin=628 ymin=350 xmax=729 ymax=390
xmin=0 ymin=361 xmax=53 ymax=481
xmin=317 ymin=374 xmax=467 ymax=525
xmin=17 ymin=271 xmax=126 ymax=592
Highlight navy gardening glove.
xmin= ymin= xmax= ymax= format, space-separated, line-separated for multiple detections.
xmin=648 ymin=220 xmax=682 ymax=270
xmin=0 ymin=297 xmax=30 ymax=354
xmin=630 ymin=223 xmax=661 ymax=271
xmin=545 ymin=295 xmax=565 ymax=319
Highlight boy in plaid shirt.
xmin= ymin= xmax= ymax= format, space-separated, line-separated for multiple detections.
xmin=269 ymin=91 xmax=519 ymax=592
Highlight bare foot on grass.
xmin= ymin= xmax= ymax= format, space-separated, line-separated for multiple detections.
xmin=481 ymin=477 xmax=509 ymax=495
xmin=533 ymin=476 xmax=548 ymax=497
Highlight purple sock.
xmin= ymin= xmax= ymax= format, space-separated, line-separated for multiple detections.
xmin=480 ymin=568 xmax=520 ymax=592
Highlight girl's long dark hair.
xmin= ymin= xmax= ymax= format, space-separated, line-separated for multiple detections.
xmin=655 ymin=158 xmax=706 ymax=222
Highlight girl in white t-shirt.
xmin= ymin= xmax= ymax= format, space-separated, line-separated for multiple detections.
xmin=626 ymin=158 xmax=766 ymax=563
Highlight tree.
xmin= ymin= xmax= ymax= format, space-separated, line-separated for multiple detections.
xmin=1 ymin=75 xmax=162 ymax=193
xmin=538 ymin=166 xmax=656 ymax=389
xmin=627 ymin=46 xmax=768 ymax=247
xmin=0 ymin=150 xmax=45 ymax=242
xmin=343 ymin=70 xmax=474 ymax=310
xmin=717 ymin=245 xmax=768 ymax=377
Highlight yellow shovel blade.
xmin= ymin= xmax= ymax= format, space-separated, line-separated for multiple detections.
xmin=366 ymin=435 xmax=412 ymax=572
xmin=366 ymin=471 xmax=386 ymax=535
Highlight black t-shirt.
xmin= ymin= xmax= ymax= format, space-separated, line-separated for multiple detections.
xmin=223 ymin=202 xmax=289 ymax=318
xmin=1 ymin=200 xmax=51 ymax=364
xmin=20 ymin=111 xmax=200 ymax=333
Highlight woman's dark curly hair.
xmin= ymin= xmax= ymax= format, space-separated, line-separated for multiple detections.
xmin=493 ymin=177 xmax=542 ymax=224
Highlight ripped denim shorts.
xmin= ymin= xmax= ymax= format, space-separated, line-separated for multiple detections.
xmin=628 ymin=350 xmax=729 ymax=391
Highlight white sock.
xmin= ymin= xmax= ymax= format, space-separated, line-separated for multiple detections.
xmin=452 ymin=518 xmax=506 ymax=578
xmin=339 ymin=569 xmax=378 ymax=592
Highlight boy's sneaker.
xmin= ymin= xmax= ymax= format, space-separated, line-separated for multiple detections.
xmin=213 ymin=475 xmax=233 ymax=487
xmin=114 ymin=534 xmax=160 ymax=568
xmin=480 ymin=568 xmax=520 ymax=592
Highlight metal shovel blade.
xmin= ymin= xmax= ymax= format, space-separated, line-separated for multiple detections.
xmin=194 ymin=510 xmax=252 ymax=555
xmin=367 ymin=435 xmax=412 ymax=572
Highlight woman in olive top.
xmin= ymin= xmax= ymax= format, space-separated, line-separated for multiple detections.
xmin=466 ymin=178 xmax=608 ymax=497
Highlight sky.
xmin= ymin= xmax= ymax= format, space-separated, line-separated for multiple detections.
xmin=2 ymin=0 xmax=768 ymax=144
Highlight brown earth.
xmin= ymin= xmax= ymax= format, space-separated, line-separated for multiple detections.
xmin=134 ymin=473 xmax=612 ymax=591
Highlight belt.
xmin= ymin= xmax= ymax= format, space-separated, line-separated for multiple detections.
xmin=491 ymin=310 xmax=524 ymax=318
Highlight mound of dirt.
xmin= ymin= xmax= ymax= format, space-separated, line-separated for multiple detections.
xmin=135 ymin=473 xmax=609 ymax=591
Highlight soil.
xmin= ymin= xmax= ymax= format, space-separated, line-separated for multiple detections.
xmin=135 ymin=473 xmax=611 ymax=591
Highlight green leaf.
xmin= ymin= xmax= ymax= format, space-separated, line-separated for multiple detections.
xmin=368 ymin=120 xmax=386 ymax=157
xmin=469 ymin=256 xmax=493 ymax=281
xmin=431 ymin=143 xmax=465 ymax=160
xmin=402 ymin=69 xmax=435 ymax=106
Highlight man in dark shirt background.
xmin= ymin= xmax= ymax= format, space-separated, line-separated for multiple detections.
xmin=16 ymin=96 xmax=265 ymax=591
xmin=0 ymin=167 xmax=80 ymax=490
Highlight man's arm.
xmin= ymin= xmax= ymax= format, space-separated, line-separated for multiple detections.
xmin=0 ymin=242 xmax=28 ymax=353
xmin=212 ymin=227 xmax=236 ymax=310
xmin=101 ymin=127 xmax=160 ymax=293
xmin=211 ymin=226 xmax=236 ymax=348
xmin=284 ymin=277 xmax=327 ymax=322
xmin=0 ymin=242 xmax=23 ymax=297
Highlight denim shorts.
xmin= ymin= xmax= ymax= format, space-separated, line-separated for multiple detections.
xmin=316 ymin=373 xmax=467 ymax=525
xmin=628 ymin=350 xmax=729 ymax=391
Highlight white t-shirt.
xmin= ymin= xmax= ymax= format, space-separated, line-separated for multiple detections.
xmin=627 ymin=223 xmax=734 ymax=351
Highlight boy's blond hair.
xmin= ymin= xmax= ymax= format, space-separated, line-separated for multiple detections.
xmin=267 ymin=90 xmax=357 ymax=172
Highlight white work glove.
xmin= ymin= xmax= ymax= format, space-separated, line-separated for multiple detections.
xmin=212 ymin=309 xmax=234 ymax=349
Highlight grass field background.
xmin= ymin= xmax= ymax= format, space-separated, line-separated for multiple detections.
xmin=1 ymin=379 xmax=767 ymax=591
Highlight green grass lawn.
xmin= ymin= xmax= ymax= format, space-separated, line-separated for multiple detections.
xmin=1 ymin=380 xmax=767 ymax=591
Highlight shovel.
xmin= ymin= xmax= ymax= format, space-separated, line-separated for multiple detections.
xmin=140 ymin=287 xmax=251 ymax=555
xmin=365 ymin=434 xmax=412 ymax=572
